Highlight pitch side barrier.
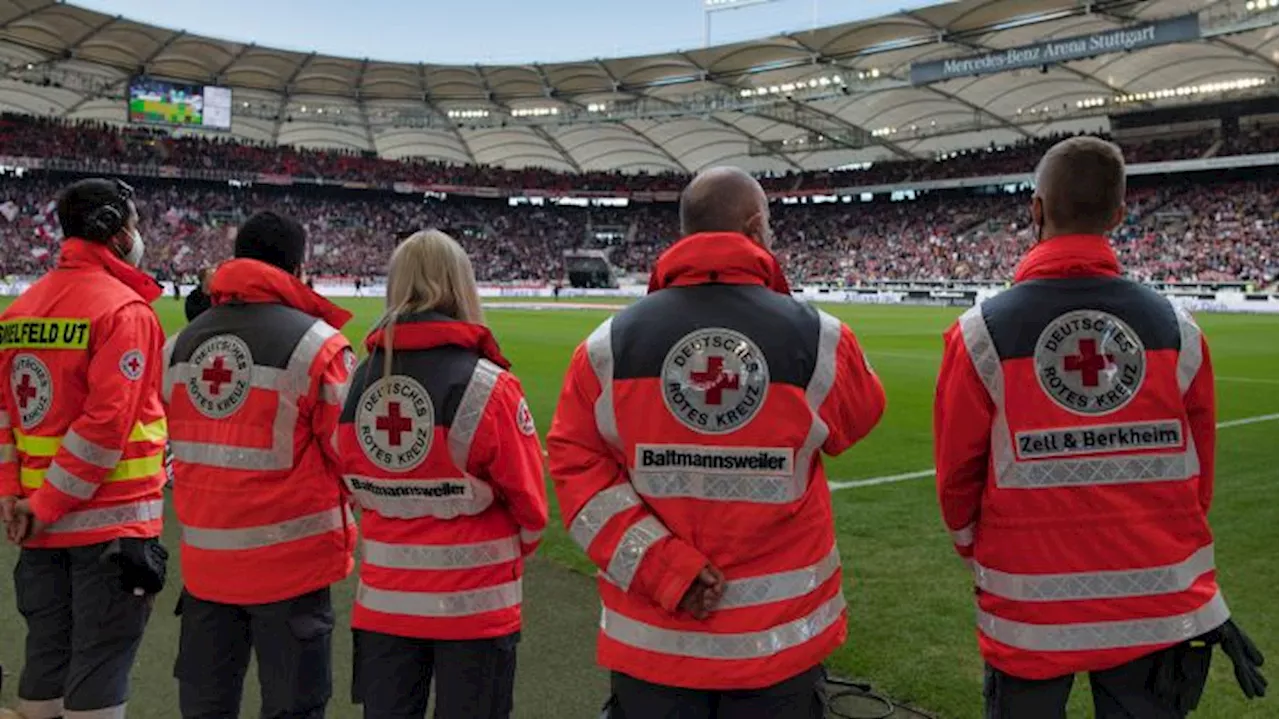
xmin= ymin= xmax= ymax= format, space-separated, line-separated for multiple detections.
xmin=0 ymin=279 xmax=1272 ymax=313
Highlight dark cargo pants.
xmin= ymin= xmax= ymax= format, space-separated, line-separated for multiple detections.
xmin=351 ymin=629 xmax=519 ymax=719
xmin=984 ymin=643 xmax=1213 ymax=719
xmin=14 ymin=542 xmax=154 ymax=719
xmin=604 ymin=665 xmax=826 ymax=719
xmin=174 ymin=586 xmax=335 ymax=719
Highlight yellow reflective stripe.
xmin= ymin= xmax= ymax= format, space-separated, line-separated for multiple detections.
xmin=20 ymin=452 xmax=165 ymax=489
xmin=0 ymin=318 xmax=90 ymax=350
xmin=13 ymin=431 xmax=60 ymax=458
xmin=128 ymin=419 xmax=168 ymax=443
xmin=15 ymin=420 xmax=167 ymax=459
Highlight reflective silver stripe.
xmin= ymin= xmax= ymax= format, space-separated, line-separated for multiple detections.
xmin=958 ymin=304 xmax=1004 ymax=402
xmin=17 ymin=697 xmax=64 ymax=719
xmin=362 ymin=536 xmax=521 ymax=570
xmin=951 ymin=523 xmax=975 ymax=547
xmin=632 ymin=470 xmax=803 ymax=504
xmin=601 ymin=591 xmax=846 ymax=660
xmin=569 ymin=483 xmax=641 ymax=551
xmin=357 ymin=579 xmax=522 ymax=617
xmin=975 ymin=544 xmax=1215 ymax=602
xmin=44 ymin=463 xmax=98 ymax=500
xmin=977 ymin=590 xmax=1229 ymax=652
xmin=320 ymin=380 xmax=348 ymax=406
xmin=585 ymin=319 xmax=621 ymax=449
xmin=162 ymin=334 xmax=177 ymax=404
xmin=45 ymin=498 xmax=164 ymax=534
xmin=344 ymin=474 xmax=495 ymax=519
xmin=167 ymin=363 xmax=288 ymax=392
xmin=520 ymin=527 xmax=543 ymax=544
xmin=61 ymin=429 xmax=123 ymax=469
xmin=605 ymin=516 xmax=669 ymax=591
xmin=717 ymin=544 xmax=841 ymax=610
xmin=1170 ymin=302 xmax=1203 ymax=395
xmin=0 ymin=412 xmax=11 ymax=429
xmin=0 ymin=444 xmax=14 ymax=463
xmin=999 ymin=447 xmax=1198 ymax=488
xmin=182 ymin=507 xmax=344 ymax=551
xmin=791 ymin=310 xmax=843 ymax=498
xmin=170 ymin=321 xmax=338 ymax=472
xmin=63 ymin=704 xmax=126 ymax=719
xmin=448 ymin=359 xmax=503 ymax=472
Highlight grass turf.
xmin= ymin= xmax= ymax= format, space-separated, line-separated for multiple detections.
xmin=0 ymin=298 xmax=1275 ymax=718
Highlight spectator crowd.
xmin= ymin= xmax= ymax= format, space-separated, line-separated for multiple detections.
xmin=0 ymin=173 xmax=1274 ymax=287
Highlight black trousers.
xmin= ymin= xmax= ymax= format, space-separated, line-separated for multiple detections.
xmin=14 ymin=543 xmax=154 ymax=718
xmin=351 ymin=629 xmax=520 ymax=719
xmin=605 ymin=665 xmax=826 ymax=719
xmin=174 ymin=586 xmax=336 ymax=719
xmin=984 ymin=644 xmax=1213 ymax=719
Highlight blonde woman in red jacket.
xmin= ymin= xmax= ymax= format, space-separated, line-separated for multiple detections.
xmin=336 ymin=230 xmax=548 ymax=719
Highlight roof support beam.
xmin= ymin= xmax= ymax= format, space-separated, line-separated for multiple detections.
xmin=421 ymin=62 xmax=476 ymax=164
xmin=356 ymin=58 xmax=377 ymax=152
xmin=474 ymin=64 xmax=580 ymax=171
xmin=66 ymin=14 xmax=121 ymax=56
xmin=140 ymin=30 xmax=186 ymax=71
xmin=530 ymin=125 xmax=582 ymax=171
xmin=919 ymin=84 xmax=1033 ymax=139
xmin=0 ymin=4 xmax=49 ymax=29
xmin=213 ymin=43 xmax=254 ymax=83
xmin=273 ymin=51 xmax=315 ymax=144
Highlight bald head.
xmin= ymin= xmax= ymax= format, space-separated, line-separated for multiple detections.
xmin=679 ymin=166 xmax=772 ymax=247
xmin=1032 ymin=136 xmax=1127 ymax=238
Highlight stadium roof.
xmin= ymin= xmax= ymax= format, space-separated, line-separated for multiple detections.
xmin=0 ymin=0 xmax=1275 ymax=173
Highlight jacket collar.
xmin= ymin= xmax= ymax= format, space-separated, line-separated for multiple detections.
xmin=364 ymin=311 xmax=511 ymax=369
xmin=209 ymin=258 xmax=352 ymax=329
xmin=57 ymin=238 xmax=162 ymax=303
xmin=648 ymin=232 xmax=791 ymax=295
xmin=1014 ymin=234 xmax=1122 ymax=283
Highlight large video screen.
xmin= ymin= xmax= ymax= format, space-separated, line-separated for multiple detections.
xmin=129 ymin=78 xmax=232 ymax=130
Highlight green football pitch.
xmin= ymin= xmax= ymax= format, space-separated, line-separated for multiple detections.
xmin=0 ymin=298 xmax=1275 ymax=718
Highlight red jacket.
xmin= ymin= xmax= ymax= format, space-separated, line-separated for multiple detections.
xmin=337 ymin=314 xmax=548 ymax=640
xmin=0 ymin=239 xmax=166 ymax=548
xmin=548 ymin=233 xmax=885 ymax=690
xmin=934 ymin=235 xmax=1225 ymax=680
xmin=164 ymin=259 xmax=356 ymax=605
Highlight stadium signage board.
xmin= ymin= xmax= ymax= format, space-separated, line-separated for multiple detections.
xmin=909 ymin=14 xmax=1201 ymax=85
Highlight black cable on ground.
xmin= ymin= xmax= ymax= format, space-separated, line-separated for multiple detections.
xmin=824 ymin=676 xmax=937 ymax=719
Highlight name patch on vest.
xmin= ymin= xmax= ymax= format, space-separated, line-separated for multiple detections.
xmin=11 ymin=353 xmax=53 ymax=429
xmin=1034 ymin=310 xmax=1146 ymax=415
xmin=661 ymin=328 xmax=769 ymax=435
xmin=1016 ymin=420 xmax=1183 ymax=459
xmin=0 ymin=319 xmax=89 ymax=350
xmin=187 ymin=335 xmax=253 ymax=419
xmin=635 ymin=445 xmax=793 ymax=473
xmin=356 ymin=375 xmax=434 ymax=472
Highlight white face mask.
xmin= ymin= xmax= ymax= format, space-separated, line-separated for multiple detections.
xmin=122 ymin=228 xmax=145 ymax=267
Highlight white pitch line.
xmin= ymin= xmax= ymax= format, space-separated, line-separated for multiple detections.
xmin=1217 ymin=376 xmax=1279 ymax=385
xmin=829 ymin=413 xmax=1280 ymax=492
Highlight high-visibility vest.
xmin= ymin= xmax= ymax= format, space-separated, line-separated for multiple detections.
xmin=337 ymin=312 xmax=548 ymax=641
xmin=548 ymin=232 xmax=886 ymax=691
xmin=164 ymin=259 xmax=356 ymax=605
xmin=0 ymin=238 xmax=167 ymax=548
xmin=935 ymin=234 xmax=1225 ymax=680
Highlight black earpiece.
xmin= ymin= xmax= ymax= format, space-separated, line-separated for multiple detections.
xmin=82 ymin=179 xmax=135 ymax=242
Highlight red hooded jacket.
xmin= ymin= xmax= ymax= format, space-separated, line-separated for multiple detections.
xmin=935 ymin=235 xmax=1225 ymax=679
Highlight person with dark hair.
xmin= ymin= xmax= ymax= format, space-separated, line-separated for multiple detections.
xmin=161 ymin=210 xmax=356 ymax=719
xmin=0 ymin=177 xmax=170 ymax=719
xmin=935 ymin=137 xmax=1266 ymax=717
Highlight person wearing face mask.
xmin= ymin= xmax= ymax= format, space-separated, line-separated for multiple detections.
xmin=548 ymin=167 xmax=886 ymax=718
xmin=0 ymin=177 xmax=170 ymax=719
xmin=934 ymin=136 xmax=1266 ymax=717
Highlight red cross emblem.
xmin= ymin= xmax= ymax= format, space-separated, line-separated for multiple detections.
xmin=125 ymin=355 xmax=141 ymax=375
xmin=690 ymin=356 xmax=740 ymax=405
xmin=202 ymin=356 xmax=234 ymax=395
xmin=14 ymin=373 xmax=36 ymax=409
xmin=1063 ymin=338 xmax=1115 ymax=388
xmin=376 ymin=402 xmax=414 ymax=446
